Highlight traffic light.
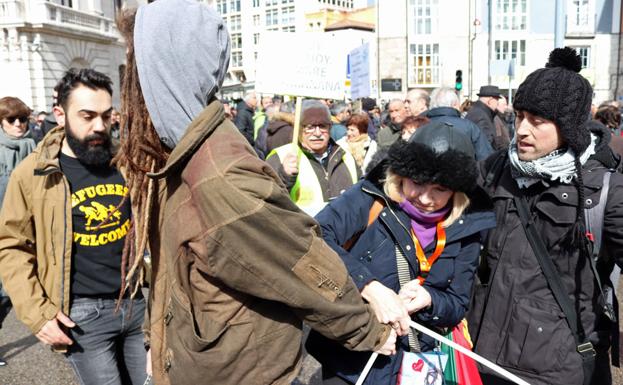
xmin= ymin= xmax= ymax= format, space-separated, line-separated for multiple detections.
xmin=455 ymin=70 xmax=463 ymax=91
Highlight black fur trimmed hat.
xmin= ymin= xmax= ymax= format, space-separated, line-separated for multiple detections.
xmin=387 ymin=121 xmax=478 ymax=193
xmin=513 ymin=47 xmax=593 ymax=154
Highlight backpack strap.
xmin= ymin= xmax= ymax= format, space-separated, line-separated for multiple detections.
xmin=583 ymin=170 xmax=616 ymax=322
xmin=515 ymin=195 xmax=596 ymax=385
xmin=584 ymin=169 xmax=620 ymax=366
xmin=342 ymin=198 xmax=384 ymax=251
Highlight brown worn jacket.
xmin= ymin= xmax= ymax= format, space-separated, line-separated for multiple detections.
xmin=0 ymin=127 xmax=73 ymax=334
xmin=147 ymin=100 xmax=389 ymax=385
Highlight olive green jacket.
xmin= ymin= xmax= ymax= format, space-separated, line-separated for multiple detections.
xmin=147 ymin=100 xmax=389 ymax=385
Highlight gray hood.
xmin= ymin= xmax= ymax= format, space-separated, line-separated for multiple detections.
xmin=134 ymin=0 xmax=230 ymax=149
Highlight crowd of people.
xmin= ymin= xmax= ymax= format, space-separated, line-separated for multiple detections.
xmin=1 ymin=1 xmax=623 ymax=385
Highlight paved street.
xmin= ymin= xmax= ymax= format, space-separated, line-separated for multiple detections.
xmin=0 ymin=288 xmax=621 ymax=385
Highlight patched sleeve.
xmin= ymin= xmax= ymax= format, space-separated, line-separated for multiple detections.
xmin=188 ymin=154 xmax=389 ymax=352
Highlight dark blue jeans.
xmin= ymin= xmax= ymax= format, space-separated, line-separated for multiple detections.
xmin=65 ymin=296 xmax=147 ymax=385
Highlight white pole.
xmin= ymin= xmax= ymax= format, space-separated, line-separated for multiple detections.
xmin=355 ymin=352 xmax=378 ymax=385
xmin=408 ymin=320 xmax=531 ymax=385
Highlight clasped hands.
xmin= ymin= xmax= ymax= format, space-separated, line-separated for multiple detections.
xmin=362 ymin=280 xmax=432 ymax=355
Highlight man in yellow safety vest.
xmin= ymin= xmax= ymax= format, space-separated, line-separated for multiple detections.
xmin=267 ymin=99 xmax=359 ymax=216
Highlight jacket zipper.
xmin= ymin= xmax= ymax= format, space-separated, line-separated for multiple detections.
xmin=60 ymin=176 xmax=68 ymax=312
xmin=37 ymin=165 xmax=69 ymax=313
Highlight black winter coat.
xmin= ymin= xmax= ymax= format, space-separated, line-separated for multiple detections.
xmin=468 ymin=134 xmax=623 ymax=385
xmin=234 ymin=101 xmax=255 ymax=145
xmin=307 ymin=174 xmax=495 ymax=385
xmin=465 ymin=100 xmax=498 ymax=149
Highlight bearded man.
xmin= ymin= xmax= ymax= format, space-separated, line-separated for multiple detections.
xmin=0 ymin=68 xmax=148 ymax=385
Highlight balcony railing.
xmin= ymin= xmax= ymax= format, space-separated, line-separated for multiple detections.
xmin=0 ymin=0 xmax=24 ymax=23
xmin=0 ymin=1 xmax=116 ymax=37
xmin=45 ymin=2 xmax=114 ymax=35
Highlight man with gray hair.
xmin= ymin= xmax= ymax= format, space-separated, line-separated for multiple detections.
xmin=423 ymin=87 xmax=493 ymax=160
xmin=377 ymin=99 xmax=408 ymax=150
xmin=234 ymin=90 xmax=257 ymax=145
xmin=267 ymin=99 xmax=359 ymax=216
xmin=405 ymin=88 xmax=430 ymax=116
xmin=329 ymin=101 xmax=351 ymax=141
xmin=465 ymin=85 xmax=503 ymax=150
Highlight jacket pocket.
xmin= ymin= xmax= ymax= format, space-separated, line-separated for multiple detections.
xmin=169 ymin=286 xmax=230 ymax=352
xmin=167 ymin=287 xmax=259 ymax=383
xmin=497 ymin=297 xmax=572 ymax=374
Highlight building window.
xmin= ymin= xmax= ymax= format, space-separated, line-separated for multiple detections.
xmin=253 ymin=33 xmax=260 ymax=45
xmin=232 ymin=52 xmax=243 ymax=67
xmin=254 ymin=51 xmax=258 ymax=60
xmin=494 ymin=0 xmax=527 ymax=31
xmin=216 ymin=0 xmax=227 ymax=14
xmin=281 ymin=6 xmax=295 ymax=25
xmin=282 ymin=0 xmax=295 ymax=3
xmin=265 ymin=0 xmax=278 ymax=6
xmin=266 ymin=9 xmax=278 ymax=25
xmin=253 ymin=14 xmax=260 ymax=26
xmin=282 ymin=26 xmax=296 ymax=32
xmin=573 ymin=46 xmax=590 ymax=68
xmin=231 ymin=33 xmax=242 ymax=49
xmin=230 ymin=15 xmax=241 ymax=31
xmin=567 ymin=0 xmax=595 ymax=34
xmin=410 ymin=0 xmax=438 ymax=35
xmin=570 ymin=0 xmax=589 ymax=27
xmin=229 ymin=0 xmax=240 ymax=13
xmin=494 ymin=39 xmax=526 ymax=65
xmin=409 ymin=43 xmax=440 ymax=85
xmin=253 ymin=0 xmax=260 ymax=7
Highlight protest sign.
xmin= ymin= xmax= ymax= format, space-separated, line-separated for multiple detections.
xmin=255 ymin=32 xmax=347 ymax=100
xmin=349 ymin=43 xmax=371 ymax=100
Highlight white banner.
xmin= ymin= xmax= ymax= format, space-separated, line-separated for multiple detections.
xmin=255 ymin=32 xmax=346 ymax=100
xmin=349 ymin=43 xmax=371 ymax=100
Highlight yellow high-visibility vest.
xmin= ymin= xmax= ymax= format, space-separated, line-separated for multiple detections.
xmin=267 ymin=144 xmax=358 ymax=212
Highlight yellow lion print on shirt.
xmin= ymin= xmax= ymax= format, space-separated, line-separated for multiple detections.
xmin=78 ymin=201 xmax=122 ymax=230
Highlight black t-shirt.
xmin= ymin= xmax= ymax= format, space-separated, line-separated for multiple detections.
xmin=59 ymin=153 xmax=130 ymax=297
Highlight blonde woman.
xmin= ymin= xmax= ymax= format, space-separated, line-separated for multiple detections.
xmin=307 ymin=122 xmax=495 ymax=385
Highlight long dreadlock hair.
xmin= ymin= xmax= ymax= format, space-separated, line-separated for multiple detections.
xmin=113 ymin=8 xmax=170 ymax=303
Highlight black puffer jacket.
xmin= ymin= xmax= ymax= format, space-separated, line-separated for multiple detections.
xmin=465 ymin=100 xmax=497 ymax=149
xmin=468 ymin=128 xmax=623 ymax=385
xmin=234 ymin=101 xmax=255 ymax=146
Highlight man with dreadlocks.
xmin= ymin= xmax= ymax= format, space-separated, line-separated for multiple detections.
xmin=467 ymin=47 xmax=623 ymax=385
xmin=0 ymin=68 xmax=148 ymax=384
xmin=114 ymin=1 xmax=396 ymax=385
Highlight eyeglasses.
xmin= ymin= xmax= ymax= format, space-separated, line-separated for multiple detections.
xmin=5 ymin=116 xmax=29 ymax=124
xmin=303 ymin=124 xmax=330 ymax=133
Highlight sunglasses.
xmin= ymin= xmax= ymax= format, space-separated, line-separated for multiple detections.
xmin=5 ymin=116 xmax=29 ymax=124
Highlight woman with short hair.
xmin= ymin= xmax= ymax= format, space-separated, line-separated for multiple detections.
xmin=337 ymin=113 xmax=378 ymax=173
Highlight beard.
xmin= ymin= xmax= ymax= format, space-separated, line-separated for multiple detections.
xmin=65 ymin=120 xmax=112 ymax=167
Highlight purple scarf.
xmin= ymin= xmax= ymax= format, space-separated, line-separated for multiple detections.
xmin=399 ymin=200 xmax=450 ymax=249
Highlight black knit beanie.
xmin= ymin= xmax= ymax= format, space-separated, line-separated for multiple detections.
xmin=513 ymin=47 xmax=593 ymax=154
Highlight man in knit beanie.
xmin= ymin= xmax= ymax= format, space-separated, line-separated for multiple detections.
xmin=467 ymin=47 xmax=623 ymax=385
